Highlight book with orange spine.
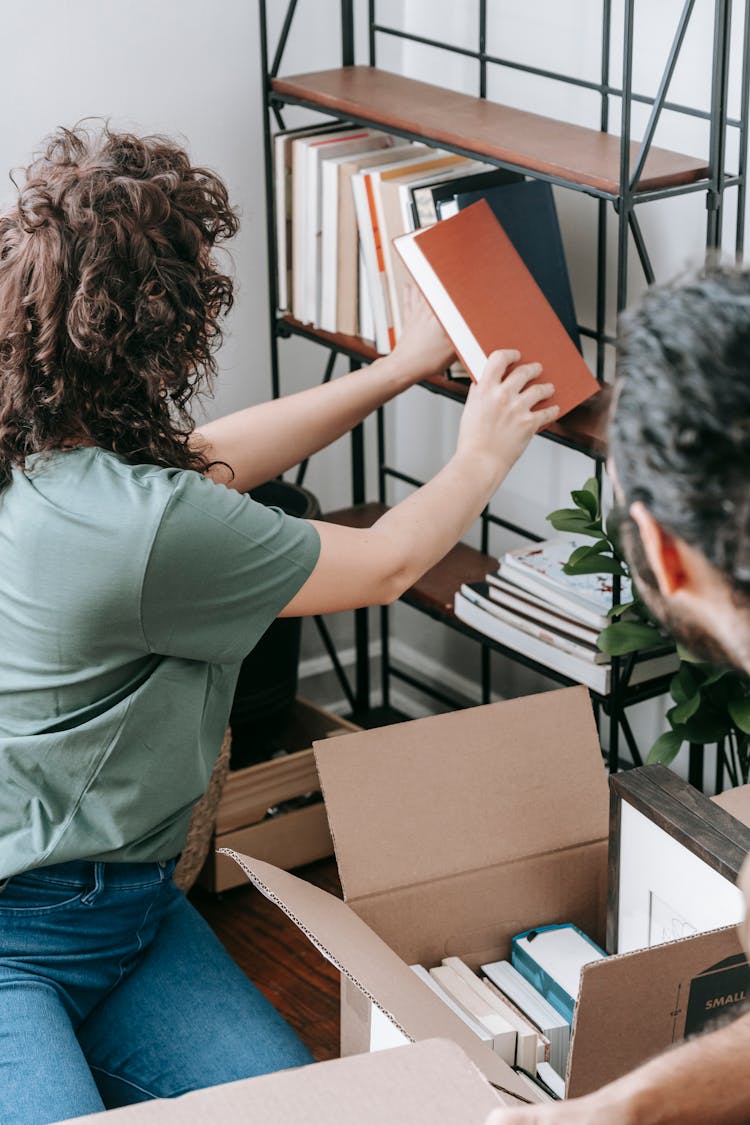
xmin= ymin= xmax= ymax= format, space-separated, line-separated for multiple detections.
xmin=393 ymin=198 xmax=600 ymax=419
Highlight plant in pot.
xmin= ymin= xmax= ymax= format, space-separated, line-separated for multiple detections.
xmin=547 ymin=477 xmax=750 ymax=784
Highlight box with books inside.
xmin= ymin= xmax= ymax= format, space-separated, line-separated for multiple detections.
xmin=219 ymin=688 xmax=750 ymax=1104
xmin=454 ymin=537 xmax=679 ymax=694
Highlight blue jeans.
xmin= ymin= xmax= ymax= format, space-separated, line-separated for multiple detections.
xmin=0 ymin=858 xmax=313 ymax=1124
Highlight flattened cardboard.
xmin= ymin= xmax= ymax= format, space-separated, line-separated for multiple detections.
xmin=568 ymin=924 xmax=747 ymax=1099
xmin=222 ymin=850 xmax=534 ymax=1106
xmin=69 ymin=1038 xmax=503 ymax=1123
xmin=314 ymin=686 xmax=607 ymax=903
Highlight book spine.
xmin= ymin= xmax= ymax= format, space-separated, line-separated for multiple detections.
xmin=454 ymin=592 xmax=609 ymax=693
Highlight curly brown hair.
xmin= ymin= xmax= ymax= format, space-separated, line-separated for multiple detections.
xmin=0 ymin=123 xmax=239 ymax=489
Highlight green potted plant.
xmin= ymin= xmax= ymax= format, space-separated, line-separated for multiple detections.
xmin=547 ymin=477 xmax=750 ymax=784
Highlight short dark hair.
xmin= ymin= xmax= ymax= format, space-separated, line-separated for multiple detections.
xmin=610 ymin=265 xmax=750 ymax=598
xmin=0 ymin=123 xmax=239 ymax=488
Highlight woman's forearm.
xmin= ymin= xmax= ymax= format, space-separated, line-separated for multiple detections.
xmin=194 ymin=352 xmax=421 ymax=493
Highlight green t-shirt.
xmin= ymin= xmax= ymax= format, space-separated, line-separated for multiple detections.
xmin=0 ymin=448 xmax=320 ymax=878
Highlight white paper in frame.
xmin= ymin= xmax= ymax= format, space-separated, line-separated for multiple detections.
xmin=608 ymin=766 xmax=750 ymax=956
xmin=617 ymin=800 xmax=744 ymax=955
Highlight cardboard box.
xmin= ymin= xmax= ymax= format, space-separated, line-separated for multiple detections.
xmin=224 ymin=686 xmax=748 ymax=1104
xmin=68 ymin=1038 xmax=502 ymax=1123
xmin=199 ymin=699 xmax=358 ymax=893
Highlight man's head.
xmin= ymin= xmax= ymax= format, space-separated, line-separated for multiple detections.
xmin=0 ymin=123 xmax=239 ymax=487
xmin=609 ymin=266 xmax=750 ymax=673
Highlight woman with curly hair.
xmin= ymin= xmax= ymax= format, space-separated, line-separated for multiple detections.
xmin=0 ymin=123 xmax=556 ymax=1123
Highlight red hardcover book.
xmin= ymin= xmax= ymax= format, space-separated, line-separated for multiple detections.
xmin=393 ymin=198 xmax=600 ymax=419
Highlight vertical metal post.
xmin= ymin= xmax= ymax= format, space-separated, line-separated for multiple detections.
xmin=707 ymin=0 xmax=732 ymax=250
xmin=596 ymin=0 xmax=612 ymax=381
xmin=350 ymin=358 xmax=370 ymax=717
xmin=377 ymin=407 xmax=390 ymax=711
xmin=617 ymin=0 xmax=634 ymax=315
xmin=481 ymin=645 xmax=491 ymax=706
xmin=736 ymin=0 xmax=750 ymax=259
xmin=479 ymin=0 xmax=488 ymax=100
xmin=259 ymin=0 xmax=282 ymax=401
xmin=368 ymin=0 xmax=376 ymax=67
xmin=342 ymin=0 xmax=355 ymax=66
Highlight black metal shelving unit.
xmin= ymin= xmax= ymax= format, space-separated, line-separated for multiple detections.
xmin=257 ymin=0 xmax=749 ymax=776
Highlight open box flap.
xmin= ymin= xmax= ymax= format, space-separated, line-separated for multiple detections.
xmin=72 ymin=1039 xmax=504 ymax=1123
xmin=221 ymin=850 xmax=536 ymax=1106
xmin=314 ymin=686 xmax=607 ymax=903
xmin=567 ymin=923 xmax=747 ymax=1099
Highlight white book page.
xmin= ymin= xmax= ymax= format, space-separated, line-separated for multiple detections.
xmin=394 ymin=229 xmax=486 ymax=380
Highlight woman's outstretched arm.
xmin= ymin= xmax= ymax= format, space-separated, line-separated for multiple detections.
xmin=279 ymin=349 xmax=557 ymax=616
xmin=193 ymin=290 xmax=455 ymax=493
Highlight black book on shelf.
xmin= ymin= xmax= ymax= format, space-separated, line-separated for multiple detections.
xmin=410 ymin=165 xmax=524 ymax=229
xmin=455 ymin=179 xmax=581 ymax=351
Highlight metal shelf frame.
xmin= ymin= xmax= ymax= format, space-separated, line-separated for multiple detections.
xmin=257 ymin=0 xmax=748 ymax=775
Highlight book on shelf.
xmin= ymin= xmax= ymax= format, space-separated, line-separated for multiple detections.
xmin=352 ymin=149 xmax=467 ymax=352
xmin=442 ymin=956 xmax=539 ymax=1073
xmin=497 ymin=538 xmax=632 ymax=631
xmin=454 ymin=586 xmax=679 ymax=694
xmin=455 ymin=179 xmax=581 ymax=350
xmin=484 ymin=572 xmax=603 ymax=646
xmin=375 ymin=157 xmax=488 ymax=341
xmin=459 ymin=581 xmax=609 ymax=665
xmin=481 ymin=959 xmax=571 ymax=1078
xmin=301 ymin=129 xmax=393 ymax=327
xmin=273 ymin=121 xmax=352 ymax=314
xmin=321 ymin=142 xmax=413 ymax=336
xmin=416 ymin=165 xmax=524 ymax=227
xmin=393 ymin=198 xmax=600 ymax=418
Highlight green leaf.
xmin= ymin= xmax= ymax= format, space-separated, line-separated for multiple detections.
xmin=676 ymin=642 xmax=704 ymax=664
xmin=729 ymin=698 xmax=750 ymax=735
xmin=647 ymin=729 xmax=685 ymax=765
xmin=563 ymin=556 xmax=625 ymax=577
xmin=571 ymin=490 xmax=598 ymax=519
xmin=670 ymin=693 xmax=702 ymax=725
xmin=546 ymin=510 xmax=606 ymax=539
xmin=608 ymin=599 xmax=637 ymax=618
xmin=680 ymin=709 xmax=732 ymax=744
xmin=597 ymin=621 xmax=664 ymax=655
xmin=582 ymin=477 xmax=599 ymax=505
xmin=566 ymin=542 xmax=611 ymax=567
xmin=670 ymin=664 xmax=699 ymax=704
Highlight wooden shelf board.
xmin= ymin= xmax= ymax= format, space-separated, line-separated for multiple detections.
xmin=281 ymin=315 xmax=611 ymax=458
xmin=272 ymin=67 xmax=710 ymax=196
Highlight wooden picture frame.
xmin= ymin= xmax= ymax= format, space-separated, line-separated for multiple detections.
xmin=607 ymin=766 xmax=750 ymax=954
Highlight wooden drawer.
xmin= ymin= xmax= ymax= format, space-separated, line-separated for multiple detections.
xmin=198 ymin=698 xmax=359 ymax=892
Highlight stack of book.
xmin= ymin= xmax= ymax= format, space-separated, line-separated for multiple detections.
xmin=454 ymin=538 xmax=678 ymax=693
xmin=273 ymin=123 xmax=584 ymax=360
xmin=410 ymin=923 xmax=607 ymax=1102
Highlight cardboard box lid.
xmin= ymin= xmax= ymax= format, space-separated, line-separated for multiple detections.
xmin=68 ymin=1038 xmax=503 ymax=1123
xmin=314 ymin=686 xmax=607 ymax=903
xmin=222 ymin=850 xmax=535 ymax=1107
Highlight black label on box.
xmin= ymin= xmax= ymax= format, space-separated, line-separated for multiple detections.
xmin=685 ymin=954 xmax=750 ymax=1036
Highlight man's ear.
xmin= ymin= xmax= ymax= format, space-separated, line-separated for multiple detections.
xmin=630 ymin=501 xmax=687 ymax=597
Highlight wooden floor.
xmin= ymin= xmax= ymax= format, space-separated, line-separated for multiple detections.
xmin=189 ymin=858 xmax=342 ymax=1062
